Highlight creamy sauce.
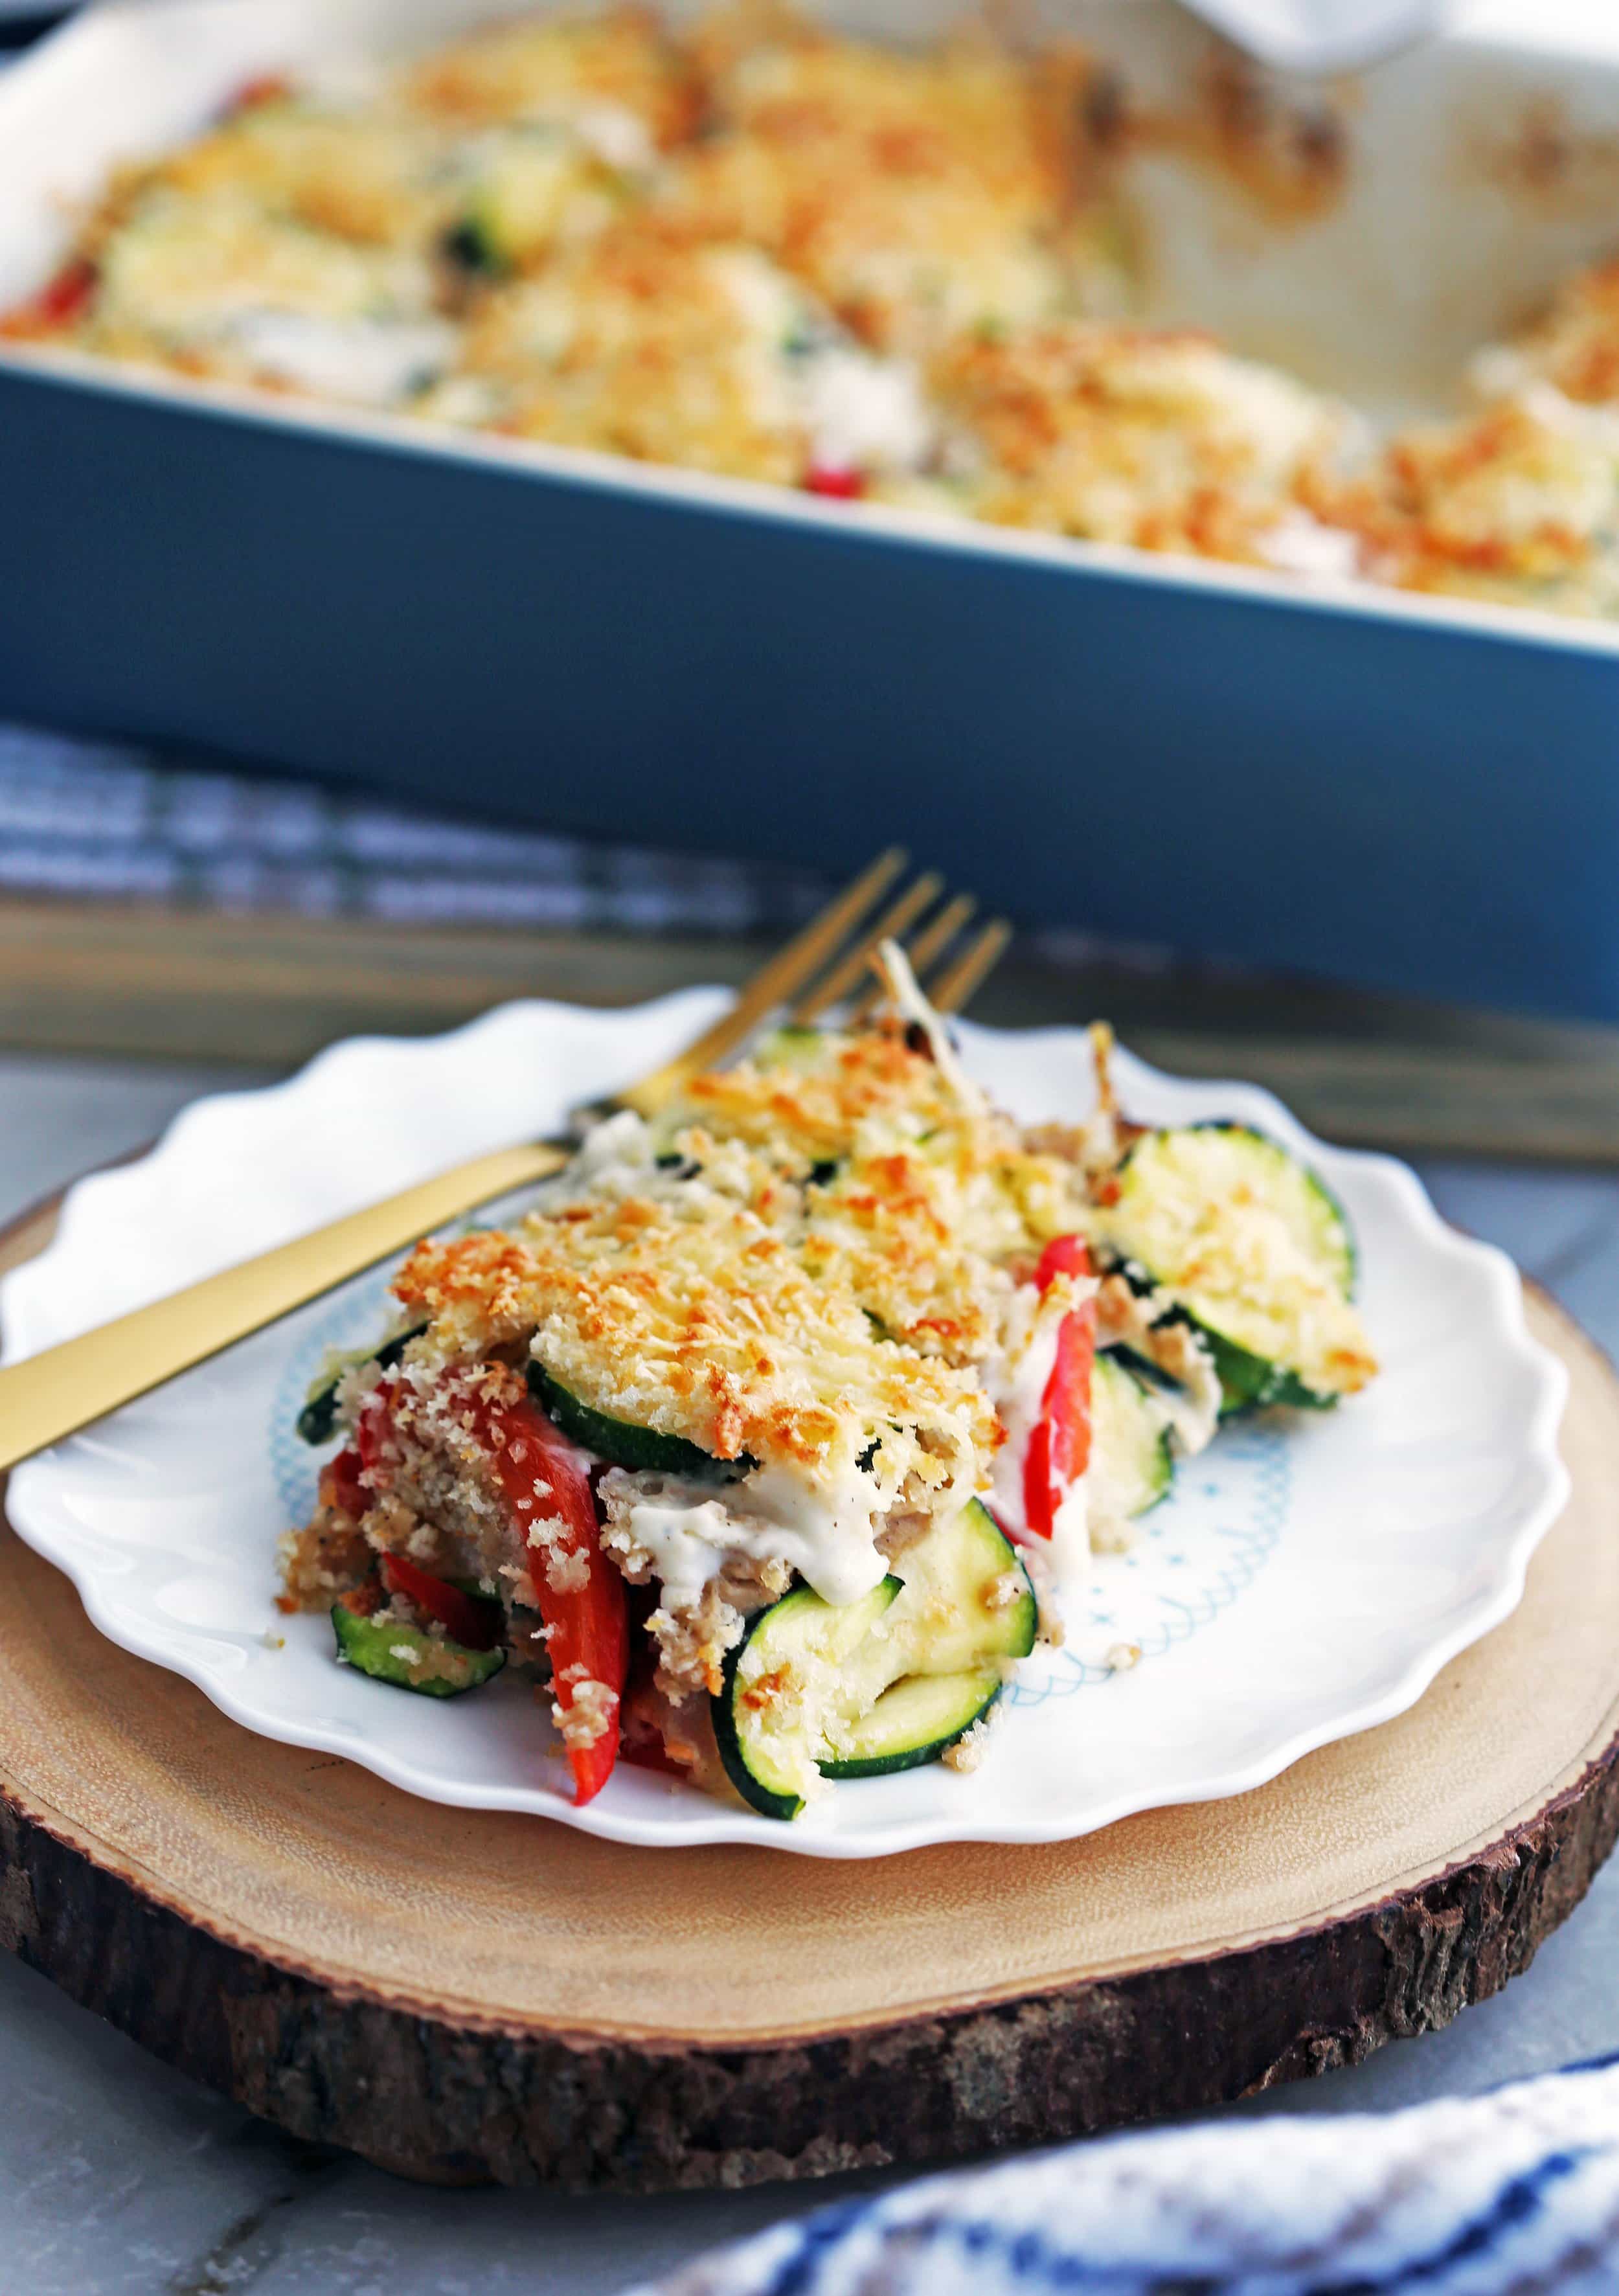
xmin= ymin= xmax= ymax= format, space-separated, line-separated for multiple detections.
xmin=984 ymin=1280 xmax=1098 ymax=1584
xmin=1097 ymin=1280 xmax=1222 ymax=1457
xmin=1148 ymin=1363 xmax=1220 ymax=1457
xmin=567 ymin=103 xmax=656 ymax=176
xmin=802 ymin=348 xmax=933 ymax=476
xmin=622 ymin=1458 xmax=889 ymax=1611
xmin=986 ymin=1286 xmax=1057 ymax=1534
xmin=1047 ymin=1470 xmax=1091 ymax=1583
xmin=1259 ymin=509 xmax=1363 ymax=582
xmin=231 ymin=312 xmax=455 ymax=404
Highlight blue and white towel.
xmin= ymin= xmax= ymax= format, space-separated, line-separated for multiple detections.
xmin=0 ymin=718 xmax=1174 ymax=976
xmin=637 ymin=2056 xmax=1619 ymax=2295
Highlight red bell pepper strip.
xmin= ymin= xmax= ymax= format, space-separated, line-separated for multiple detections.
xmin=224 ymin=71 xmax=293 ymax=115
xmin=352 ymin=1373 xmax=628 ymax=1801
xmin=381 ymin=1552 xmax=501 ymax=1652
xmin=38 ymin=259 xmax=97 ymax=325
xmin=1022 ymin=1234 xmax=1095 ymax=1540
xmin=354 ymin=1380 xmax=395 ymax=1472
xmin=1 ymin=257 xmax=97 ymax=337
xmin=323 ymin=1444 xmax=370 ymax=1521
xmin=804 ymin=463 xmax=865 ymax=499
xmin=459 ymin=1380 xmax=629 ymax=1806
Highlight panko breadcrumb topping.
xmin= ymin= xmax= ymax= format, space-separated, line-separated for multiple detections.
xmin=551 ymin=1666 xmax=619 ymax=1749
xmin=3 ymin=3 xmax=1361 ymax=575
xmin=25 ymin=5 xmax=1619 ymax=615
xmin=1317 ymin=391 xmax=1619 ymax=617
xmin=385 ymin=1021 xmax=1103 ymax=1514
xmin=928 ymin=321 xmax=1351 ymax=562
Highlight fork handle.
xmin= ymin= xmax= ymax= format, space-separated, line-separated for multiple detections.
xmin=0 ymin=1139 xmax=569 ymax=1474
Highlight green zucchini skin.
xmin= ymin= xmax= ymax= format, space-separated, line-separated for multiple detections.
xmin=297 ymin=1323 xmax=427 ymax=1446
xmin=712 ymin=1498 xmax=1035 ymax=1820
xmin=714 ymin=1578 xmax=901 ymax=1820
xmin=1092 ymin=1350 xmax=1175 ymax=1516
xmin=442 ymin=135 xmax=562 ymax=280
xmin=441 ymin=215 xmax=505 ymax=277
xmin=1103 ymin=1122 xmax=1359 ymax=1416
xmin=331 ymin=1605 xmax=506 ymax=1698
xmin=821 ymin=1667 xmax=1002 ymax=1779
xmin=1199 ymin=1328 xmax=1334 ymax=1416
xmin=526 ymin=1365 xmax=751 ymax=1480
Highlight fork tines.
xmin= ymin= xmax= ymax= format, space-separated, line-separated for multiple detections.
xmin=619 ymin=852 xmax=1010 ymax=1119
xmin=791 ymin=859 xmax=1010 ymax=1027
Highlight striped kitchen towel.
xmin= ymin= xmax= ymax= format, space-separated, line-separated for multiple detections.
xmin=635 ymin=2054 xmax=1619 ymax=2294
xmin=0 ymin=716 xmax=1172 ymax=972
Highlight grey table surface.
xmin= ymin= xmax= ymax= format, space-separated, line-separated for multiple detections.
xmin=5 ymin=1049 xmax=1619 ymax=2296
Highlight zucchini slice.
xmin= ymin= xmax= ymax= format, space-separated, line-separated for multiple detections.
xmin=713 ymin=1577 xmax=901 ymax=1821
xmin=1091 ymin=1350 xmax=1175 ymax=1519
xmin=821 ymin=1666 xmax=1001 ymax=1779
xmin=713 ymin=1498 xmax=1035 ymax=1819
xmin=297 ymin=1322 xmax=427 ymax=1446
xmin=444 ymin=127 xmax=611 ymax=276
xmin=882 ymin=1496 xmax=1037 ymax=1673
xmin=526 ymin=1365 xmax=751 ymax=1481
xmin=1098 ymin=1122 xmax=1374 ymax=1414
xmin=331 ymin=1604 xmax=506 ymax=1698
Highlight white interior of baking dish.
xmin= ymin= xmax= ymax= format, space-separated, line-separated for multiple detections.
xmin=6 ymin=0 xmax=1619 ymax=644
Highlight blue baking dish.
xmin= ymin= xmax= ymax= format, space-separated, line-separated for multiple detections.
xmin=4 ymin=0 xmax=1619 ymax=1021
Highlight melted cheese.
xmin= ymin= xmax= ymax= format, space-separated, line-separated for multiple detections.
xmin=609 ymin=1459 xmax=890 ymax=1609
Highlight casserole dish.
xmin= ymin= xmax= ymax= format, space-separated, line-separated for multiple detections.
xmin=5 ymin=0 xmax=1619 ymax=1019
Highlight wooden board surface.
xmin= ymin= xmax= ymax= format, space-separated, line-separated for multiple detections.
xmin=8 ymin=892 xmax=1619 ymax=1160
xmin=1 ymin=1188 xmax=1617 ymax=2189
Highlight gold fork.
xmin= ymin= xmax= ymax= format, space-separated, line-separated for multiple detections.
xmin=0 ymin=853 xmax=1010 ymax=1472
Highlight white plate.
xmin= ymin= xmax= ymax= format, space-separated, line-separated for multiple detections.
xmin=0 ymin=993 xmax=1570 ymax=1859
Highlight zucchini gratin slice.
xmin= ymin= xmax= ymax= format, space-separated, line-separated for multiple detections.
xmin=279 ymin=984 xmax=1377 ymax=1819
xmin=1094 ymin=1122 xmax=1375 ymax=1413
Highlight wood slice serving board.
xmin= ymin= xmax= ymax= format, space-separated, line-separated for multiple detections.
xmin=1 ymin=1188 xmax=1618 ymax=2192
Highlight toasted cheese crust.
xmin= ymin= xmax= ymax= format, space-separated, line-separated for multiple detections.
xmin=394 ymin=1181 xmax=998 ymax=1491
xmin=929 ymin=322 xmax=1350 ymax=562
xmin=1470 ymin=256 xmax=1619 ymax=412
xmin=389 ymin=1023 xmax=1087 ymax=1501
xmin=7 ymin=5 xmax=1367 ymax=578
xmin=1317 ymin=392 xmax=1619 ymax=616
xmin=681 ymin=1028 xmax=1081 ymax=1346
xmin=399 ymin=7 xmax=695 ymax=143
xmin=36 ymin=6 xmax=1619 ymax=620
xmin=467 ymin=229 xmax=821 ymax=481
xmin=661 ymin=21 xmax=1092 ymax=356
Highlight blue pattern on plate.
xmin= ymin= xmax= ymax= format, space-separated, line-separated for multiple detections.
xmin=268 ymin=1267 xmax=403 ymax=1523
xmin=1006 ymin=1422 xmax=1291 ymax=1703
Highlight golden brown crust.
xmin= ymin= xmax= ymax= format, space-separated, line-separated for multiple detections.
xmin=1313 ymin=396 xmax=1618 ymax=610
xmin=930 ymin=321 xmax=1344 ymax=560
xmin=388 ymin=1026 xmax=1084 ymax=1490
